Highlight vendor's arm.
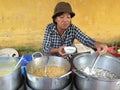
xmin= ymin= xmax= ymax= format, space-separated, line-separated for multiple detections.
xmin=73 ymin=25 xmax=108 ymax=54
xmin=42 ymin=25 xmax=51 ymax=55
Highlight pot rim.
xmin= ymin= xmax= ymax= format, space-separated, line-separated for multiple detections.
xmin=26 ymin=56 xmax=71 ymax=79
xmin=74 ymin=53 xmax=120 ymax=62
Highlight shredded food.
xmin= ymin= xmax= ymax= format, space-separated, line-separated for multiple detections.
xmin=29 ymin=66 xmax=67 ymax=78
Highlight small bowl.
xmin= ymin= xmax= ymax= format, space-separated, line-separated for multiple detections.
xmin=64 ymin=46 xmax=76 ymax=54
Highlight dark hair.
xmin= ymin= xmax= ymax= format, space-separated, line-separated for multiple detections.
xmin=52 ymin=12 xmax=73 ymax=24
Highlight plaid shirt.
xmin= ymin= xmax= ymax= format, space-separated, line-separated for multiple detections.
xmin=42 ymin=23 xmax=96 ymax=53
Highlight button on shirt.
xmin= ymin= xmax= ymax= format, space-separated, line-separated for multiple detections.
xmin=42 ymin=23 xmax=96 ymax=53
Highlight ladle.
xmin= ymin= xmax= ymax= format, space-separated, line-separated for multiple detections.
xmin=44 ymin=55 xmax=49 ymax=77
xmin=14 ymin=56 xmax=24 ymax=70
xmin=91 ymin=54 xmax=101 ymax=72
xmin=83 ymin=54 xmax=101 ymax=75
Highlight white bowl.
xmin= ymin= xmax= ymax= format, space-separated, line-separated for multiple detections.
xmin=64 ymin=46 xmax=76 ymax=54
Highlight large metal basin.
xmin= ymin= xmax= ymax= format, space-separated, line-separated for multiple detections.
xmin=26 ymin=56 xmax=72 ymax=90
xmin=73 ymin=53 xmax=120 ymax=90
xmin=0 ymin=57 xmax=22 ymax=90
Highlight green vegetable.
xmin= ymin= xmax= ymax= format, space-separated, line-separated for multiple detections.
xmin=117 ymin=49 xmax=120 ymax=54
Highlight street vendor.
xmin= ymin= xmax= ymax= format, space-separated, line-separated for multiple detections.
xmin=42 ymin=2 xmax=108 ymax=58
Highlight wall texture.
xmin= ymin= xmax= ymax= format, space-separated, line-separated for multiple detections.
xmin=0 ymin=0 xmax=120 ymax=48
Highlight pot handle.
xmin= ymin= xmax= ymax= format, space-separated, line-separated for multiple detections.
xmin=58 ymin=71 xmax=72 ymax=79
xmin=32 ymin=52 xmax=43 ymax=60
xmin=72 ymin=69 xmax=88 ymax=78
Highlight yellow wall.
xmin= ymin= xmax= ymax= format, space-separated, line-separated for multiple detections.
xmin=0 ymin=0 xmax=120 ymax=48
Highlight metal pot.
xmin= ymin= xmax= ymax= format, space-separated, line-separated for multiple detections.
xmin=26 ymin=56 xmax=72 ymax=90
xmin=73 ymin=53 xmax=120 ymax=90
xmin=0 ymin=57 xmax=22 ymax=90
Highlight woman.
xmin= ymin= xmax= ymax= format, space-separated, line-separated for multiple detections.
xmin=42 ymin=2 xmax=108 ymax=58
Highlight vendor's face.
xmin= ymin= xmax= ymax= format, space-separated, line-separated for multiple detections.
xmin=55 ymin=13 xmax=71 ymax=30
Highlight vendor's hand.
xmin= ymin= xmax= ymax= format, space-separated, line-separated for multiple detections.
xmin=58 ymin=46 xmax=68 ymax=58
xmin=94 ymin=41 xmax=108 ymax=55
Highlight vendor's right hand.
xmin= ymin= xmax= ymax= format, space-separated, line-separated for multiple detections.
xmin=58 ymin=46 xmax=68 ymax=58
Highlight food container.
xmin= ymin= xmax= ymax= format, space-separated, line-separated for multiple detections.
xmin=73 ymin=53 xmax=120 ymax=90
xmin=26 ymin=56 xmax=72 ymax=90
xmin=0 ymin=57 xmax=22 ymax=90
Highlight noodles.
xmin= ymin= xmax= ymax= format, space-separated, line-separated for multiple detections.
xmin=29 ymin=66 xmax=67 ymax=78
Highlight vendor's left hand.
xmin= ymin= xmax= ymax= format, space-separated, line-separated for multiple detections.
xmin=94 ymin=41 xmax=108 ymax=55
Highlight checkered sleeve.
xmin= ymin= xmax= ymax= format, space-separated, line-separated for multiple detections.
xmin=42 ymin=24 xmax=52 ymax=53
xmin=73 ymin=25 xmax=96 ymax=50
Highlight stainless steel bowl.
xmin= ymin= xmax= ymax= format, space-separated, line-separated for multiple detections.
xmin=26 ymin=56 xmax=72 ymax=90
xmin=73 ymin=53 xmax=120 ymax=90
xmin=0 ymin=57 xmax=22 ymax=90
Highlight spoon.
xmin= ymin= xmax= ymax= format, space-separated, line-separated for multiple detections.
xmin=44 ymin=55 xmax=49 ymax=77
xmin=91 ymin=54 xmax=101 ymax=72
xmin=14 ymin=56 xmax=24 ymax=70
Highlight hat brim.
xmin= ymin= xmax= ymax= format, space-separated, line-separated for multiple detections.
xmin=52 ymin=12 xmax=75 ymax=19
